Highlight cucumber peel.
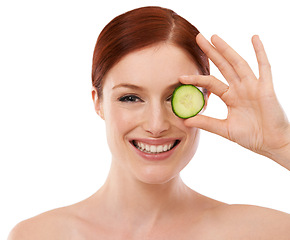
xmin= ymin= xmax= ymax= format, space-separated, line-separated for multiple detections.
xmin=171 ymin=85 xmax=204 ymax=119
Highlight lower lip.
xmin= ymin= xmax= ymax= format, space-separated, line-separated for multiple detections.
xmin=131 ymin=143 xmax=179 ymax=161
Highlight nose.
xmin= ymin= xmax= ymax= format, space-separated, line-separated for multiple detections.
xmin=142 ymin=101 xmax=171 ymax=137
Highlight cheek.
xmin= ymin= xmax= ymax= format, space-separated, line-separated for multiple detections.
xmin=181 ymin=127 xmax=200 ymax=163
xmin=103 ymin=103 xmax=141 ymax=151
xmin=106 ymin=106 xmax=138 ymax=132
xmin=188 ymin=128 xmax=200 ymax=152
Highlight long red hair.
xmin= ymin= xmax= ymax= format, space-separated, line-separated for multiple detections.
xmin=92 ymin=6 xmax=209 ymax=98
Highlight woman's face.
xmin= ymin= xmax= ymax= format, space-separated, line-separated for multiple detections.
xmin=93 ymin=43 xmax=203 ymax=184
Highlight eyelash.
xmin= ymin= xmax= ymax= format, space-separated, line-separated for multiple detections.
xmin=118 ymin=95 xmax=143 ymax=103
xmin=118 ymin=94 xmax=173 ymax=103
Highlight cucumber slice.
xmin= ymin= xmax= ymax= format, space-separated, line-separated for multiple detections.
xmin=171 ymin=85 xmax=204 ymax=119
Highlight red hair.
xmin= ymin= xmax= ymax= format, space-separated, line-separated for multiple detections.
xmin=92 ymin=6 xmax=209 ymax=98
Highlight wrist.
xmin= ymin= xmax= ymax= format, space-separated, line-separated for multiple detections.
xmin=265 ymin=125 xmax=290 ymax=170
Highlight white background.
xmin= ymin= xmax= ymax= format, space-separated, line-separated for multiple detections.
xmin=1 ymin=0 xmax=290 ymax=238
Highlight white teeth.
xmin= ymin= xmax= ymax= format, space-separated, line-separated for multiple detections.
xmin=133 ymin=141 xmax=178 ymax=154
xmin=150 ymin=145 xmax=157 ymax=153
xmin=157 ymin=145 xmax=163 ymax=152
xmin=163 ymin=145 xmax=168 ymax=151
xmin=146 ymin=145 xmax=150 ymax=152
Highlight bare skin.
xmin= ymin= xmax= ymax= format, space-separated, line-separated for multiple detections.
xmin=8 ymin=185 xmax=290 ymax=240
xmin=8 ymin=35 xmax=290 ymax=239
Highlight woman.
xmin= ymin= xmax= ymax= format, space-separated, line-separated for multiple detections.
xmin=9 ymin=6 xmax=290 ymax=239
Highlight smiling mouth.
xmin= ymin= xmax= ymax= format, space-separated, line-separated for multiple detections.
xmin=131 ymin=140 xmax=180 ymax=154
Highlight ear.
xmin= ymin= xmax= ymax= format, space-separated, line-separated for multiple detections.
xmin=92 ymin=87 xmax=105 ymax=120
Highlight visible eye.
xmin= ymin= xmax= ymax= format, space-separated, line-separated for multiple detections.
xmin=118 ymin=95 xmax=143 ymax=103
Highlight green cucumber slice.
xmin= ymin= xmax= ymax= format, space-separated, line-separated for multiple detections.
xmin=171 ymin=85 xmax=205 ymax=119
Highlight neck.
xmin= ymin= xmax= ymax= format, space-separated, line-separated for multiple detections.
xmin=93 ymin=160 xmax=193 ymax=226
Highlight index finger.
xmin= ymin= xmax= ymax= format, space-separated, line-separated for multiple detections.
xmin=179 ymin=75 xmax=229 ymax=103
xmin=196 ymin=33 xmax=239 ymax=84
xmin=210 ymin=35 xmax=257 ymax=81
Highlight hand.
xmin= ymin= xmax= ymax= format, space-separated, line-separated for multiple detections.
xmin=180 ymin=34 xmax=290 ymax=165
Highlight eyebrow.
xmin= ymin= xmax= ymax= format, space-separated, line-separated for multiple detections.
xmin=112 ymin=83 xmax=144 ymax=90
xmin=112 ymin=82 xmax=181 ymax=91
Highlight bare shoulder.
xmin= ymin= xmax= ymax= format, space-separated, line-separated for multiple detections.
xmin=8 ymin=206 xmax=85 ymax=240
xmin=207 ymin=204 xmax=290 ymax=239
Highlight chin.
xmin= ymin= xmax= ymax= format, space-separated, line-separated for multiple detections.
xmin=132 ymin=163 xmax=185 ymax=185
xmin=135 ymin=136 xmax=200 ymax=185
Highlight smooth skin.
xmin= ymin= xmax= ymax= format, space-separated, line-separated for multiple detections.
xmin=8 ymin=35 xmax=290 ymax=240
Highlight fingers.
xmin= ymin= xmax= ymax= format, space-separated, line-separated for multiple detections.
xmin=196 ymin=34 xmax=239 ymax=84
xmin=210 ymin=35 xmax=257 ymax=81
xmin=179 ymin=75 xmax=229 ymax=103
xmin=251 ymin=35 xmax=272 ymax=83
xmin=197 ymin=34 xmax=263 ymax=84
xmin=179 ymin=74 xmax=229 ymax=138
xmin=184 ymin=114 xmax=228 ymax=139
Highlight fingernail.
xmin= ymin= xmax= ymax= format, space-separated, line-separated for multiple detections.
xmin=197 ymin=33 xmax=206 ymax=40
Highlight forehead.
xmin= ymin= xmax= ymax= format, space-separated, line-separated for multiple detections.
xmin=103 ymin=43 xmax=200 ymax=89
